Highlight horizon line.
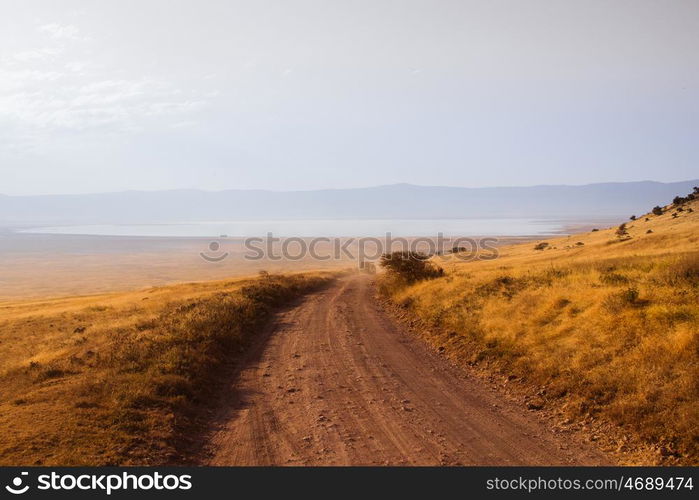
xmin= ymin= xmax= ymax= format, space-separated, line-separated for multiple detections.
xmin=2 ymin=178 xmax=698 ymax=198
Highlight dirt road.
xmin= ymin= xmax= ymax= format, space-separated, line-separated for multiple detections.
xmin=205 ymin=274 xmax=607 ymax=465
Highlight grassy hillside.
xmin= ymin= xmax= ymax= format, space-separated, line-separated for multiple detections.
xmin=381 ymin=197 xmax=698 ymax=464
xmin=0 ymin=271 xmax=333 ymax=465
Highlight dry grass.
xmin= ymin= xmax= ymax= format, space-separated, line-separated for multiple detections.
xmin=0 ymin=271 xmax=334 ymax=465
xmin=0 ymin=235 xmax=353 ymax=300
xmin=381 ymin=200 xmax=699 ymax=463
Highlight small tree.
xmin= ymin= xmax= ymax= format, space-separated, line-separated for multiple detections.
xmin=629 ymin=215 xmax=636 ymax=221
xmin=379 ymin=251 xmax=444 ymax=284
xmin=652 ymin=206 xmax=663 ymax=216
xmin=673 ymin=195 xmax=688 ymax=206
xmin=616 ymin=223 xmax=628 ymax=238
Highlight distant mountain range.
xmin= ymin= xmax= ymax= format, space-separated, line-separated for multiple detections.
xmin=1 ymin=180 xmax=697 ymax=226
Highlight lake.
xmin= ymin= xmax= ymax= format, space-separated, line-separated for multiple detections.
xmin=20 ymin=218 xmax=574 ymax=238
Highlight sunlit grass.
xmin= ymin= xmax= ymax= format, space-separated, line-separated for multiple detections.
xmin=382 ymin=201 xmax=699 ymax=462
xmin=0 ymin=272 xmax=333 ymax=465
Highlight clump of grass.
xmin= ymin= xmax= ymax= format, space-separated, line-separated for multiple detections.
xmin=602 ymin=287 xmax=642 ymax=312
xmin=661 ymin=254 xmax=699 ymax=286
xmin=475 ymin=275 xmax=530 ymax=299
xmin=554 ymin=298 xmax=571 ymax=308
xmin=599 ymin=271 xmax=630 ymax=285
xmin=616 ymin=223 xmax=629 ymax=238
xmin=34 ymin=366 xmax=70 ymax=382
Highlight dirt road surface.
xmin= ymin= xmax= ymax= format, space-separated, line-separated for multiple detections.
xmin=204 ymin=275 xmax=608 ymax=465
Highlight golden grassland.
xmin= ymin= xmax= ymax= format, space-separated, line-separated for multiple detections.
xmin=0 ymin=236 xmax=354 ymax=300
xmin=382 ymin=200 xmax=699 ymax=463
xmin=0 ymin=271 xmax=334 ymax=465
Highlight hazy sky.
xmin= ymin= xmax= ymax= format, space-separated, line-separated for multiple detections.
xmin=1 ymin=0 xmax=697 ymax=195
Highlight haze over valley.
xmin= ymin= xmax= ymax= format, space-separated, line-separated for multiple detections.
xmin=2 ymin=180 xmax=696 ymax=229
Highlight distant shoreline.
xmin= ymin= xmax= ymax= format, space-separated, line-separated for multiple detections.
xmin=7 ymin=215 xmax=621 ymax=239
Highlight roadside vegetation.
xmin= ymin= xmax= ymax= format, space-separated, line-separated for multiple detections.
xmin=377 ymin=251 xmax=443 ymax=294
xmin=379 ymin=193 xmax=699 ymax=464
xmin=0 ymin=272 xmax=332 ymax=465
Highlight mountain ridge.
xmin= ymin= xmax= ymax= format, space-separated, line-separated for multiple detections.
xmin=1 ymin=179 xmax=693 ymax=198
xmin=1 ymin=179 xmax=697 ymax=226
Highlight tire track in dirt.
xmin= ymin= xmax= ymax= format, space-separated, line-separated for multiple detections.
xmin=204 ymin=275 xmax=608 ymax=465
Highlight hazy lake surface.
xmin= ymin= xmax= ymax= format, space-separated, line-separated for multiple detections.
xmin=21 ymin=218 xmax=571 ymax=237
